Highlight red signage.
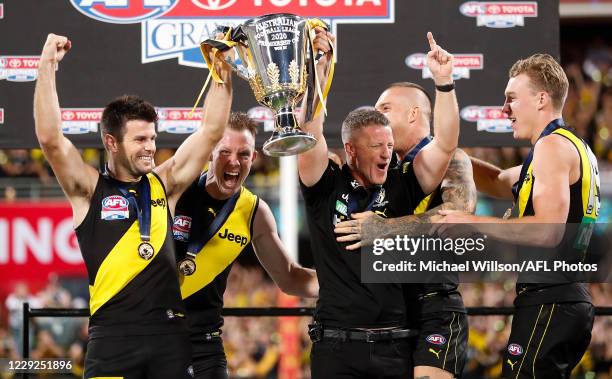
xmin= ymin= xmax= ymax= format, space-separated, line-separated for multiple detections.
xmin=0 ymin=202 xmax=86 ymax=298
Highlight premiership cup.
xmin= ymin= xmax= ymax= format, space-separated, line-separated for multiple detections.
xmin=201 ymin=14 xmax=331 ymax=157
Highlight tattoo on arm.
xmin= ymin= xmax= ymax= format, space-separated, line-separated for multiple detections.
xmin=364 ymin=150 xmax=477 ymax=242
xmin=439 ymin=149 xmax=477 ymax=213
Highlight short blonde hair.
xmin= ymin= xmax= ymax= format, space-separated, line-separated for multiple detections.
xmin=509 ymin=54 xmax=568 ymax=111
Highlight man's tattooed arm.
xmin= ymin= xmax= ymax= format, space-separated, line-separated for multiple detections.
xmin=363 ymin=149 xmax=477 ymax=242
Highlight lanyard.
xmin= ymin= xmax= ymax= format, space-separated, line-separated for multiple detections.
xmin=186 ymin=173 xmax=241 ymax=255
xmin=511 ymin=119 xmax=565 ymax=202
xmin=103 ymin=166 xmax=151 ymax=242
xmin=403 ymin=136 xmax=432 ymax=163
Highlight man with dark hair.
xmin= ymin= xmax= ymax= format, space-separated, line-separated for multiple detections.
xmin=334 ymin=83 xmax=474 ymax=379
xmin=173 ymin=111 xmax=318 ymax=379
xmin=34 ymin=33 xmax=232 ymax=378
xmin=437 ymin=53 xmax=601 ymax=378
xmin=298 ymin=32 xmax=459 ymax=379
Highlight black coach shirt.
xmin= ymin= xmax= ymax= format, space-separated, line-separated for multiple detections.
xmin=300 ymin=160 xmax=427 ymax=329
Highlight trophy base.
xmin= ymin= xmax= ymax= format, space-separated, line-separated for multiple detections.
xmin=263 ymin=129 xmax=317 ymax=157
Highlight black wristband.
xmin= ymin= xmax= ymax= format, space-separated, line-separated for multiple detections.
xmin=435 ymin=82 xmax=455 ymax=92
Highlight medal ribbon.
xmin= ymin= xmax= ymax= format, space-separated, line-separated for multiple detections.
xmin=511 ymin=118 xmax=565 ymax=202
xmin=186 ymin=173 xmax=241 ymax=256
xmin=306 ymin=18 xmax=335 ymax=118
xmin=190 ymin=27 xmax=238 ymax=116
xmin=403 ymin=136 xmax=433 ymax=164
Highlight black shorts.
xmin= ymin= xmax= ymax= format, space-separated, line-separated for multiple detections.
xmin=412 ymin=311 xmax=467 ymax=376
xmin=84 ymin=332 xmax=192 ymax=379
xmin=311 ymin=337 xmax=413 ymax=379
xmin=502 ymin=302 xmax=594 ymax=379
xmin=190 ymin=335 xmax=228 ymax=379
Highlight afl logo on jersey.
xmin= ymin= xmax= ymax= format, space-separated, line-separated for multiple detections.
xmin=172 ymin=215 xmax=192 ymax=242
xmin=508 ymin=343 xmax=523 ymax=356
xmin=101 ymin=195 xmax=130 ymax=220
xmin=426 ymin=334 xmax=447 ymax=346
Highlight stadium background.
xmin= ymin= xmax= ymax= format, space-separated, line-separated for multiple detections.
xmin=0 ymin=0 xmax=611 ymax=377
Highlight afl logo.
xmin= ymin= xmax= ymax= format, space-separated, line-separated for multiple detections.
xmin=426 ymin=334 xmax=447 ymax=346
xmin=192 ymin=0 xmax=238 ymax=11
xmin=508 ymin=343 xmax=523 ymax=356
xmin=101 ymin=195 xmax=129 ymax=220
xmin=172 ymin=215 xmax=192 ymax=242
xmin=70 ymin=0 xmax=179 ymax=24
xmin=103 ymin=195 xmax=128 ymax=209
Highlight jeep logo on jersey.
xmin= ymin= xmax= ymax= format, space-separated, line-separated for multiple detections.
xmin=70 ymin=0 xmax=179 ymax=24
xmin=460 ymin=105 xmax=511 ymax=133
xmin=405 ymin=53 xmax=483 ymax=81
xmin=508 ymin=343 xmax=523 ymax=356
xmin=141 ymin=0 xmax=394 ymax=67
xmin=426 ymin=334 xmax=446 ymax=346
xmin=218 ymin=228 xmax=248 ymax=247
xmin=460 ymin=2 xmax=537 ymax=28
xmin=101 ymin=195 xmax=130 ymax=220
xmin=172 ymin=215 xmax=192 ymax=241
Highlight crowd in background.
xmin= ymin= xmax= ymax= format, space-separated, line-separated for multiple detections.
xmin=1 ymin=268 xmax=611 ymax=379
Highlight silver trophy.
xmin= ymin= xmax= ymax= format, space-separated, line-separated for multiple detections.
xmin=202 ymin=14 xmax=328 ymax=157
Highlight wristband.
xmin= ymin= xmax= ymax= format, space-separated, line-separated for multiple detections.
xmin=435 ymin=82 xmax=455 ymax=92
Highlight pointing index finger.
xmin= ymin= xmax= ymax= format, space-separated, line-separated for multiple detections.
xmin=427 ymin=31 xmax=437 ymax=50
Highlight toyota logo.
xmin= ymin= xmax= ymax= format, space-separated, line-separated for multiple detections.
xmin=192 ymin=0 xmax=237 ymax=11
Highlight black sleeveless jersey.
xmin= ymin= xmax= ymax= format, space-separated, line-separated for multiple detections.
xmin=76 ymin=172 xmax=186 ymax=338
xmin=514 ymin=127 xmax=600 ymax=306
xmin=174 ymin=178 xmax=258 ymax=334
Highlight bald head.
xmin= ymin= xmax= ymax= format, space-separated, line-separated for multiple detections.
xmin=375 ymin=82 xmax=432 ymax=157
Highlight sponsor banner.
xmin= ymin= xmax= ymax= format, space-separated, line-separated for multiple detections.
xmin=0 ymin=56 xmax=40 ymax=82
xmin=460 ymin=1 xmax=537 ymax=28
xmin=0 ymin=108 xmax=4 ymax=125
xmin=157 ymin=107 xmax=202 ymax=134
xmin=460 ymin=105 xmax=512 ymax=133
xmin=61 ymin=108 xmax=103 ymax=134
xmin=69 ymin=0 xmax=180 ymax=24
xmin=0 ymin=202 xmax=86 ymax=298
xmin=70 ymin=0 xmax=395 ymax=67
xmin=143 ymin=0 xmax=394 ymax=67
xmin=405 ymin=53 xmax=483 ymax=80
xmin=0 ymin=3 xmax=4 ymax=19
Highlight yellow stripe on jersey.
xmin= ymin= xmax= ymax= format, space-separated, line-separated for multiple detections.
xmin=414 ymin=191 xmax=437 ymax=215
xmin=89 ymin=173 xmax=168 ymax=316
xmin=518 ymin=129 xmax=600 ymax=220
xmin=553 ymin=129 xmax=600 ymax=220
xmin=517 ymin=163 xmax=534 ymax=218
xmin=180 ymin=187 xmax=258 ymax=299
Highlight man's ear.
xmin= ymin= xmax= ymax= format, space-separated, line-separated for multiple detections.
xmin=408 ymin=106 xmax=420 ymax=123
xmin=104 ymin=134 xmax=119 ymax=153
xmin=537 ymin=91 xmax=549 ymax=111
xmin=251 ymin=150 xmax=258 ymax=162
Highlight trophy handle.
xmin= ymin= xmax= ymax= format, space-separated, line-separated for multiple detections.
xmin=200 ymin=27 xmax=252 ymax=81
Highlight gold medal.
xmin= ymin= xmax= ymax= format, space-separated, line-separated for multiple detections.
xmin=138 ymin=242 xmax=155 ymax=260
xmin=178 ymin=253 xmax=197 ymax=276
